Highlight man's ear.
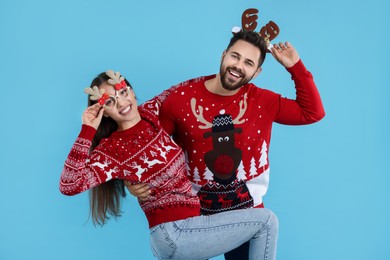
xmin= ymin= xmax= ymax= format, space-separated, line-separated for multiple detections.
xmin=252 ymin=67 xmax=262 ymax=79
xmin=220 ymin=50 xmax=227 ymax=63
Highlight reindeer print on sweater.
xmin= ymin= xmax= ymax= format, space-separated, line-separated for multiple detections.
xmin=159 ymin=62 xmax=324 ymax=214
xmin=60 ymin=99 xmax=200 ymax=227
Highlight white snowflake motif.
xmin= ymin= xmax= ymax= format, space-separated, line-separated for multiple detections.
xmin=147 ymin=128 xmax=154 ymax=136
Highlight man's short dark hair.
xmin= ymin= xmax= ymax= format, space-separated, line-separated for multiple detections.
xmin=226 ymin=30 xmax=268 ymax=67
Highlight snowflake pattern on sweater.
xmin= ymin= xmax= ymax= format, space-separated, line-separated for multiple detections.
xmin=159 ymin=60 xmax=325 ymax=215
xmin=60 ymin=99 xmax=200 ymax=227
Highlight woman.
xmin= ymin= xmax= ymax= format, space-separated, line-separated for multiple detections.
xmin=59 ymin=70 xmax=278 ymax=259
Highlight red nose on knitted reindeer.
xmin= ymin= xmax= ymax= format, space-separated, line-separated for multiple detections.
xmin=190 ymin=94 xmax=248 ymax=182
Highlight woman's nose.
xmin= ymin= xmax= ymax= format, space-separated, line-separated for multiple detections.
xmin=116 ymin=97 xmax=126 ymax=108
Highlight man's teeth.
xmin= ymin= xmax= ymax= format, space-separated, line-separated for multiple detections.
xmin=229 ymin=70 xmax=241 ymax=77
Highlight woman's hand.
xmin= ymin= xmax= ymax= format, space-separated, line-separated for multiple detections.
xmin=124 ymin=181 xmax=151 ymax=202
xmin=82 ymin=103 xmax=104 ymax=129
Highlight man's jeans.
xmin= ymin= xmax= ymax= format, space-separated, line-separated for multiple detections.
xmin=149 ymin=208 xmax=278 ymax=260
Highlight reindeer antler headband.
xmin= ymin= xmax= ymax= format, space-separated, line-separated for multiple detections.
xmin=234 ymin=8 xmax=280 ymax=52
xmin=84 ymin=70 xmax=128 ymax=105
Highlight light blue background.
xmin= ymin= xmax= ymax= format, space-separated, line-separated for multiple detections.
xmin=1 ymin=0 xmax=389 ymax=259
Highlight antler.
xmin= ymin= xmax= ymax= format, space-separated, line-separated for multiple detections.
xmin=191 ymin=98 xmax=213 ymax=129
xmin=238 ymin=8 xmax=280 ymax=48
xmin=241 ymin=8 xmax=259 ymax=31
xmin=106 ymin=70 xmax=124 ymax=85
xmin=259 ymin=21 xmax=280 ymax=43
xmin=140 ymin=153 xmax=148 ymax=161
xmin=84 ymin=86 xmax=104 ymax=101
xmin=232 ymin=93 xmax=248 ymax=125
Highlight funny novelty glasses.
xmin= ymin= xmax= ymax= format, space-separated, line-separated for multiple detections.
xmin=84 ymin=70 xmax=130 ymax=109
xmin=99 ymin=86 xmax=131 ymax=109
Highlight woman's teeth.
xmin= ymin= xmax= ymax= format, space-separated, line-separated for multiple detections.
xmin=120 ymin=106 xmax=131 ymax=114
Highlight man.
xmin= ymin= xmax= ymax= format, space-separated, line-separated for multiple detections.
xmin=128 ymin=30 xmax=325 ymax=259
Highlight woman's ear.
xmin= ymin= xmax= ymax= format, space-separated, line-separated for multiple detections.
xmin=130 ymin=88 xmax=136 ymax=99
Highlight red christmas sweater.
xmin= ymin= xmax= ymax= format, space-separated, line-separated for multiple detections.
xmin=60 ymin=99 xmax=200 ymax=228
xmin=159 ymin=60 xmax=325 ymax=214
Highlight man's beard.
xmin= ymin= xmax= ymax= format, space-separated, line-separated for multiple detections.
xmin=219 ymin=65 xmax=255 ymax=92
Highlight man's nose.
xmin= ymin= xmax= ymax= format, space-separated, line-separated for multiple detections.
xmin=233 ymin=60 xmax=245 ymax=71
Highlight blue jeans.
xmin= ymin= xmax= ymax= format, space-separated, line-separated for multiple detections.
xmin=149 ymin=208 xmax=278 ymax=260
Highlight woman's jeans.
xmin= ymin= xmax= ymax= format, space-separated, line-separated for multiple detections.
xmin=149 ymin=208 xmax=278 ymax=260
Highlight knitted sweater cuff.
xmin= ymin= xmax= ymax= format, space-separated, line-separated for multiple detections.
xmin=79 ymin=124 xmax=97 ymax=141
xmin=286 ymin=59 xmax=309 ymax=78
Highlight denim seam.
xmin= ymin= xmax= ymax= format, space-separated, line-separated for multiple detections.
xmin=159 ymin=224 xmax=177 ymax=258
xmin=264 ymin=214 xmax=271 ymax=260
xmin=177 ymin=221 xmax=264 ymax=233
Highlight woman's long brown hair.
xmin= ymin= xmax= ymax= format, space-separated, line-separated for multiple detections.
xmin=87 ymin=72 xmax=132 ymax=226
